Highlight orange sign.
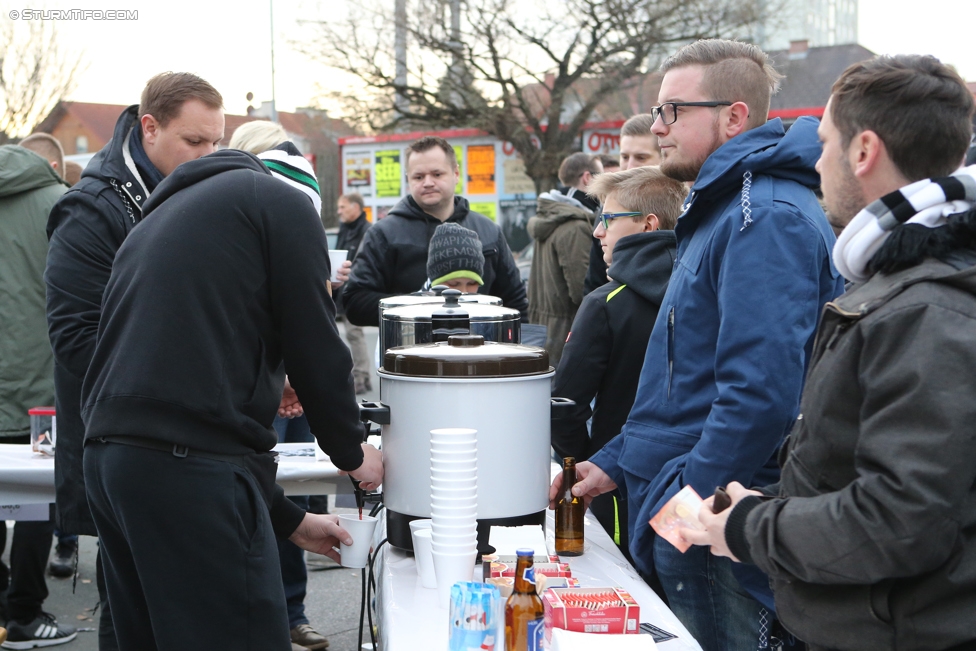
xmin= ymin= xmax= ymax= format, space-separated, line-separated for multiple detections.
xmin=466 ymin=145 xmax=496 ymax=195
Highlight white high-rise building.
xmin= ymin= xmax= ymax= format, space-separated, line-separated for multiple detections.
xmin=759 ymin=0 xmax=858 ymax=51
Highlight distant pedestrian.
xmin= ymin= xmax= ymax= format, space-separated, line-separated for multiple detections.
xmin=334 ymin=193 xmax=373 ymax=394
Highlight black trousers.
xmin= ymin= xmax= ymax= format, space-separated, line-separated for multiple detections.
xmin=84 ymin=440 xmax=291 ymax=651
xmin=0 ymin=509 xmax=54 ymax=624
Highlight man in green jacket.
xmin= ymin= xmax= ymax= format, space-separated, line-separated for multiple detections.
xmin=0 ymin=142 xmax=77 ymax=646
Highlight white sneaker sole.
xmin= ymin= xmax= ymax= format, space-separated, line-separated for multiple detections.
xmin=2 ymin=631 xmax=78 ymax=649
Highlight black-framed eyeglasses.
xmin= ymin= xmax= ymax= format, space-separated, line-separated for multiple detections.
xmin=599 ymin=212 xmax=643 ymax=230
xmin=651 ymin=101 xmax=733 ymax=125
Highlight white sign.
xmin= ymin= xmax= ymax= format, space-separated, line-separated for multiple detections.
xmin=0 ymin=503 xmax=50 ymax=521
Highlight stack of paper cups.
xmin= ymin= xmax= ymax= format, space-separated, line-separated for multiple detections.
xmin=429 ymin=427 xmax=478 ymax=608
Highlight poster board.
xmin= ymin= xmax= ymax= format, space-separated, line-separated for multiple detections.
xmin=467 ymin=145 xmax=496 ymax=195
xmin=375 ymin=150 xmax=402 ymax=198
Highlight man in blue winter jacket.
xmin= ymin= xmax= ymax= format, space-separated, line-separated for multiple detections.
xmin=549 ymin=39 xmax=844 ymax=650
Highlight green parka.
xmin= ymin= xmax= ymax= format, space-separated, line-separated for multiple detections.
xmin=0 ymin=145 xmax=67 ymax=436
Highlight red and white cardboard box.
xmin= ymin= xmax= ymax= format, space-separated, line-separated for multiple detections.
xmin=543 ymin=587 xmax=640 ymax=642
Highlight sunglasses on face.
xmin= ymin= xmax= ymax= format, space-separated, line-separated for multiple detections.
xmin=599 ymin=212 xmax=643 ymax=230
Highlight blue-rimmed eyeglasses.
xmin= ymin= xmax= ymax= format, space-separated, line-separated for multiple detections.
xmin=599 ymin=212 xmax=643 ymax=230
xmin=651 ymin=101 xmax=733 ymax=125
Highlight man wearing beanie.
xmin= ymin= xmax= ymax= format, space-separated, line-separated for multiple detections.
xmin=424 ymin=222 xmax=485 ymax=293
xmin=341 ymin=136 xmax=526 ymax=325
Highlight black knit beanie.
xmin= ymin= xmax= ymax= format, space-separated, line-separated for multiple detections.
xmin=427 ymin=223 xmax=485 ymax=286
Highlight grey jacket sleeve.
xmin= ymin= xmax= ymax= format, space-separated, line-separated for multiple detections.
xmin=732 ymin=303 xmax=976 ymax=584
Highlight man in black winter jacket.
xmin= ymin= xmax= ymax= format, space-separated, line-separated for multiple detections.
xmin=340 ymin=136 xmax=527 ymax=326
xmin=44 ymin=72 xmax=224 ymax=651
xmin=684 ymin=55 xmax=976 ymax=651
xmin=552 ymin=166 xmax=686 ymax=560
xmin=81 ymin=149 xmax=384 ymax=650
xmin=334 ymin=192 xmax=372 ymax=393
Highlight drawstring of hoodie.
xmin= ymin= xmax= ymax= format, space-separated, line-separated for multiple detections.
xmin=740 ymin=171 xmax=754 ymax=231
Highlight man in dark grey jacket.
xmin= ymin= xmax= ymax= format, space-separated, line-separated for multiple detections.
xmin=683 ymin=55 xmax=976 ymax=651
xmin=340 ymin=136 xmax=527 ymax=326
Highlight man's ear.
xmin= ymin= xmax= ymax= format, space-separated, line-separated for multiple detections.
xmin=723 ymin=102 xmax=751 ymax=140
xmin=643 ymin=213 xmax=660 ymax=232
xmin=141 ymin=114 xmax=160 ymax=146
xmin=850 ymin=130 xmax=884 ymax=179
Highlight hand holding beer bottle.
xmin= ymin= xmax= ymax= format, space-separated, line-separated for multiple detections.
xmin=555 ymin=457 xmax=584 ymax=556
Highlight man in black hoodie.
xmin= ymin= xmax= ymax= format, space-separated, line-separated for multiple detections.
xmin=81 ymin=149 xmax=384 ymax=650
xmin=340 ymin=136 xmax=527 ymax=325
xmin=45 ymin=72 xmax=224 ymax=651
xmin=551 ymin=166 xmax=686 ymax=560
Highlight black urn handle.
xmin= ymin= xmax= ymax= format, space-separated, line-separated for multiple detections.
xmin=550 ymin=397 xmax=576 ymax=418
xmin=358 ymin=401 xmax=391 ymax=425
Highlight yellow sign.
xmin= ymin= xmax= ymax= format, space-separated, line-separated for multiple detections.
xmin=469 ymin=201 xmax=497 ymax=221
xmin=454 ymin=145 xmax=464 ymax=194
xmin=375 ymin=150 xmax=401 ymax=198
xmin=467 ymin=145 xmax=496 ymax=195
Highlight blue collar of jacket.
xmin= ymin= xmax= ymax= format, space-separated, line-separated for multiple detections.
xmin=78 ymin=104 xmax=150 ymax=218
xmin=128 ymin=124 xmax=165 ymax=193
xmin=689 ymin=117 xmax=823 ymax=199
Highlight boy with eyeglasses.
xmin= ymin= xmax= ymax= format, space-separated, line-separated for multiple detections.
xmin=551 ymin=166 xmax=685 ymax=563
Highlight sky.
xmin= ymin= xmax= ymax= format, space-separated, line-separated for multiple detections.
xmin=4 ymin=0 xmax=975 ymax=121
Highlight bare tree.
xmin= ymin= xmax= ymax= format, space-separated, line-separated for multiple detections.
xmin=0 ymin=19 xmax=85 ymax=144
xmin=298 ymin=0 xmax=764 ymax=192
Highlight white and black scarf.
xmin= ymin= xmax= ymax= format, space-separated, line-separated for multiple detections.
xmin=834 ymin=165 xmax=976 ymax=283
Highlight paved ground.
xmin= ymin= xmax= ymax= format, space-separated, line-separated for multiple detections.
xmin=2 ymin=325 xmax=384 ymax=650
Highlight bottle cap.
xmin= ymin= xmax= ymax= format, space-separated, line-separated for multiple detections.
xmin=516 ymin=548 xmax=534 ymax=557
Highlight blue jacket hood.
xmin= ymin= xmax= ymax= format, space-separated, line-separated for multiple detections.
xmin=692 ymin=117 xmax=822 ymax=197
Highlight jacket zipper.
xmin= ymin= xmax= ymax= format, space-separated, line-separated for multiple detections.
xmin=667 ymin=306 xmax=675 ymax=399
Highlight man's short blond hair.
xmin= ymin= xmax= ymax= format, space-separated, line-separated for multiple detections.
xmin=228 ymin=120 xmax=288 ymax=155
xmin=587 ymin=166 xmax=686 ymax=230
xmin=661 ymin=39 xmax=782 ymax=130
xmin=19 ymin=133 xmax=65 ymax=175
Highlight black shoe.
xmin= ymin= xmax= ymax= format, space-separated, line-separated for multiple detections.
xmin=2 ymin=612 xmax=77 ymax=649
xmin=48 ymin=543 xmax=75 ymax=579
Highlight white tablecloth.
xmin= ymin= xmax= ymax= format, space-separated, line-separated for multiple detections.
xmin=374 ymin=508 xmax=702 ymax=651
xmin=0 ymin=442 xmax=352 ymax=507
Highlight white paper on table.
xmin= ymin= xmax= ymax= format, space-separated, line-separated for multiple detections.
xmin=488 ymin=524 xmax=549 ymax=556
xmin=550 ymin=628 xmax=657 ymax=651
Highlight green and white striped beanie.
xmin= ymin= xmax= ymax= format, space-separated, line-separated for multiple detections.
xmin=258 ymin=141 xmax=322 ymax=215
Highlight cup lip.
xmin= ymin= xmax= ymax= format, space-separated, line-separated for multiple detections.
xmin=337 ymin=514 xmax=378 ymax=524
xmin=413 ymin=528 xmax=433 ymax=539
xmin=430 ymin=451 xmax=478 ymax=456
xmin=429 ymin=464 xmax=477 ymax=471
xmin=430 ymin=428 xmax=478 ymax=436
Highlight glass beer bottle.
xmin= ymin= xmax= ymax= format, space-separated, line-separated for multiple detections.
xmin=555 ymin=457 xmax=584 ymax=556
xmin=505 ymin=548 xmax=545 ymax=651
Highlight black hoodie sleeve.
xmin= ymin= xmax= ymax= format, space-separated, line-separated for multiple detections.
xmin=342 ymin=225 xmax=395 ymax=327
xmin=487 ymin=227 xmax=529 ymax=320
xmin=263 ymin=184 xmax=365 ymax=473
xmin=550 ymin=291 xmax=612 ymax=460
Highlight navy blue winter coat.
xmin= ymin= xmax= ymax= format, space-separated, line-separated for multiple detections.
xmin=589 ymin=117 xmax=844 ymax=605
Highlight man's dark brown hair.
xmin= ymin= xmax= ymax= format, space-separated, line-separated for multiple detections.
xmin=558 ymin=152 xmax=601 ymax=187
xmin=405 ymin=135 xmax=458 ymax=169
xmin=341 ymin=192 xmax=365 ymax=209
xmin=139 ymin=72 xmax=223 ymax=126
xmin=830 ymin=55 xmax=974 ymax=182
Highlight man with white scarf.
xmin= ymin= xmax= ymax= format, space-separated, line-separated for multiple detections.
xmin=682 ymin=54 xmax=976 ymax=651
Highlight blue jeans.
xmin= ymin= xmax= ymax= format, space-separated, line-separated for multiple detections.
xmin=273 ymin=415 xmax=311 ymax=629
xmin=653 ymin=535 xmax=764 ymax=651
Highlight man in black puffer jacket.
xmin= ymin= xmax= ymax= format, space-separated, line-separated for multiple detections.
xmin=341 ymin=136 xmax=527 ymax=326
xmin=81 ymin=148 xmax=384 ymax=650
xmin=685 ymin=55 xmax=976 ymax=651
xmin=551 ymin=166 xmax=686 ymax=562
xmin=45 ymin=72 xmax=224 ymax=651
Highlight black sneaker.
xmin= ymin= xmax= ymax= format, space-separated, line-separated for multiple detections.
xmin=2 ymin=612 xmax=77 ymax=649
xmin=48 ymin=542 xmax=76 ymax=579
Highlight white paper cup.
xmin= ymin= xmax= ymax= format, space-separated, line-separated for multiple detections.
xmin=432 ymin=548 xmax=478 ymax=608
xmin=430 ymin=477 xmax=477 ymax=489
xmin=430 ymin=449 xmax=477 ymax=459
xmin=431 ymin=488 xmax=477 ymax=501
xmin=338 ymin=514 xmax=378 ymax=569
xmin=411 ymin=529 xmax=438 ymax=589
xmin=430 ymin=463 xmax=477 ymax=474
xmin=430 ymin=533 xmax=478 ymax=547
xmin=409 ymin=519 xmax=432 ymax=536
xmin=329 ymin=250 xmax=348 ymax=283
xmin=430 ymin=438 xmax=477 ymax=447
xmin=431 ymin=522 xmax=478 ymax=536
xmin=430 ymin=427 xmax=477 ymax=440
xmin=431 ymin=504 xmax=477 ymax=517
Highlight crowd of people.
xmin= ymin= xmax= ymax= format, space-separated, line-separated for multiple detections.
xmin=0 ymin=35 xmax=974 ymax=651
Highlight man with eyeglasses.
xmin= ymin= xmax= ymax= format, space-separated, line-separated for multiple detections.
xmin=550 ymin=39 xmax=843 ymax=650
xmin=527 ymin=152 xmax=602 ymax=367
